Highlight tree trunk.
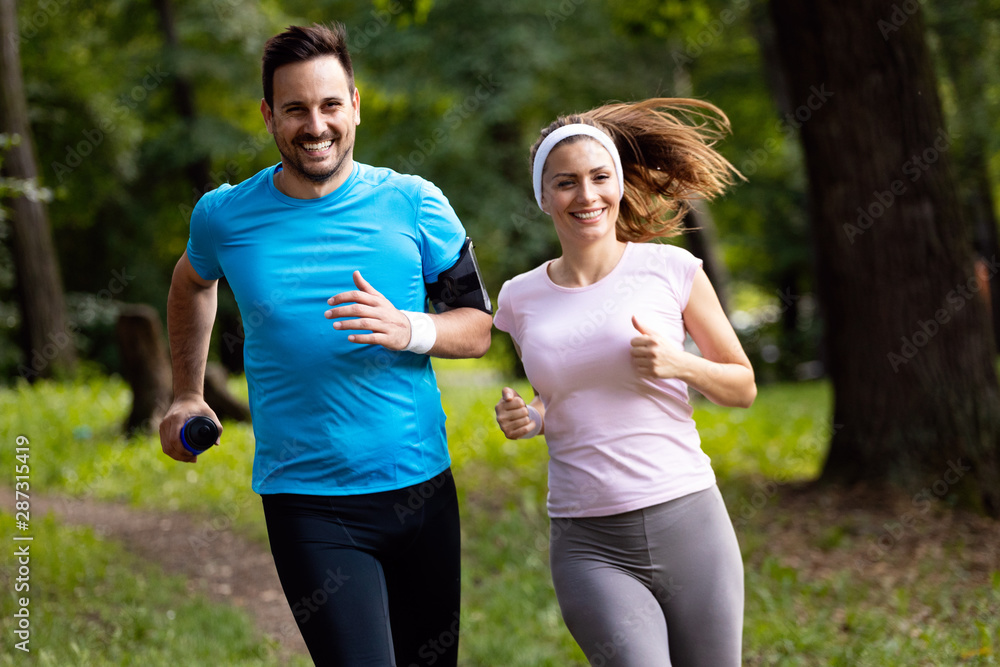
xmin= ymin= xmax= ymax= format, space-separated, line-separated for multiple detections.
xmin=152 ymin=0 xmax=250 ymax=380
xmin=117 ymin=305 xmax=173 ymax=435
xmin=116 ymin=305 xmax=250 ymax=436
xmin=681 ymin=200 xmax=730 ymax=314
xmin=671 ymin=47 xmax=731 ymax=315
xmin=1 ymin=0 xmax=76 ymax=380
xmin=151 ymin=0 xmax=212 ymax=197
xmin=769 ymin=0 xmax=1000 ymax=515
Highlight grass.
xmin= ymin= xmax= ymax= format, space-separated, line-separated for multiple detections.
xmin=0 ymin=512 xmax=305 ymax=666
xmin=1 ymin=358 xmax=998 ymax=665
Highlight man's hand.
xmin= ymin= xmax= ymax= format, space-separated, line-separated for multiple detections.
xmin=495 ymin=387 xmax=540 ymax=440
xmin=158 ymin=397 xmax=223 ymax=463
xmin=325 ymin=271 xmax=413 ymax=350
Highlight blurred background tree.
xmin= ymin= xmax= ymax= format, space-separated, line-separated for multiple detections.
xmin=769 ymin=0 xmax=1000 ymax=512
xmin=1 ymin=0 xmax=75 ymax=380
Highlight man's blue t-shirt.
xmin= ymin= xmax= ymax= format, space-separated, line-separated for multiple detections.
xmin=186 ymin=162 xmax=465 ymax=495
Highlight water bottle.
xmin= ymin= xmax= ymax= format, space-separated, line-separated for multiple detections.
xmin=180 ymin=416 xmax=219 ymax=455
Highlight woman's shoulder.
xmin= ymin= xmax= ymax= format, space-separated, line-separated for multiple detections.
xmin=501 ymin=261 xmax=550 ymax=290
xmin=629 ymin=241 xmax=701 ymax=272
xmin=496 ymin=263 xmax=552 ymax=316
xmin=631 ymin=240 xmax=695 ymax=259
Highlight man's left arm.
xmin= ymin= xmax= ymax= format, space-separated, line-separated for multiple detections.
xmin=425 ymin=307 xmax=492 ymax=359
xmin=327 ymin=180 xmax=493 ymax=358
xmin=325 ymin=270 xmax=491 ymax=359
xmin=421 ymin=235 xmax=492 ymax=358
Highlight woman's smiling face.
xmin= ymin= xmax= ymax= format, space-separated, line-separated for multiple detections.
xmin=539 ymin=137 xmax=621 ymax=249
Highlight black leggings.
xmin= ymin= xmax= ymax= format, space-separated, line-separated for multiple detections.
xmin=261 ymin=469 xmax=461 ymax=666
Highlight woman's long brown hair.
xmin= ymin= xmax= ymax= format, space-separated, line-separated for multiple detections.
xmin=530 ymin=98 xmax=743 ymax=242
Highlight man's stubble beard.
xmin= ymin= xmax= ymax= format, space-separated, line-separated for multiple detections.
xmin=275 ymin=133 xmax=354 ymax=184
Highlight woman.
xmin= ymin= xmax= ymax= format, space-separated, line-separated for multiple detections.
xmin=493 ymin=98 xmax=755 ymax=666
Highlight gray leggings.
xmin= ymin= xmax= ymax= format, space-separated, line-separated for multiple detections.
xmin=549 ymin=485 xmax=743 ymax=667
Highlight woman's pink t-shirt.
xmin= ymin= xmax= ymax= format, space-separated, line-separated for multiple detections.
xmin=493 ymin=242 xmax=716 ymax=518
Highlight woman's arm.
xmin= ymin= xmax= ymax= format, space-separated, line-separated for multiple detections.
xmin=495 ymin=341 xmax=546 ymax=439
xmin=630 ymin=268 xmax=756 ymax=408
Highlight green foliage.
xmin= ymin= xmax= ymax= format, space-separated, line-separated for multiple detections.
xmin=0 ymin=512 xmax=303 ymax=666
xmin=925 ymin=0 xmax=1000 ymax=258
xmin=0 ymin=373 xmax=268 ymax=540
xmin=696 ymin=380 xmax=831 ymax=481
xmin=3 ymin=0 xmax=286 ymax=380
xmin=741 ymin=555 xmax=1000 ymax=665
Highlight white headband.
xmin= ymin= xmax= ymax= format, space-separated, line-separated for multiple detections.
xmin=532 ymin=123 xmax=625 ymax=211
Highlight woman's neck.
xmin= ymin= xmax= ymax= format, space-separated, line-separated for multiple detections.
xmin=548 ymin=240 xmax=628 ymax=288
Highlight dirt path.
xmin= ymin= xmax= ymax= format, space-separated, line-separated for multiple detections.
xmin=24 ymin=491 xmax=309 ymax=660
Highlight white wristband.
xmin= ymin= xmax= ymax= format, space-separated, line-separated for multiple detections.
xmin=521 ymin=405 xmax=542 ymax=439
xmin=402 ymin=311 xmax=436 ymax=354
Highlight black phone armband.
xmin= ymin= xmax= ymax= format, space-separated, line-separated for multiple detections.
xmin=426 ymin=238 xmax=492 ymax=314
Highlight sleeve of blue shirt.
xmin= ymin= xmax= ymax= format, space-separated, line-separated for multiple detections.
xmin=416 ymin=180 xmax=466 ymax=284
xmin=186 ymin=188 xmax=225 ymax=282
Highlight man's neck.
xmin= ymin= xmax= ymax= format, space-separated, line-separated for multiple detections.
xmin=273 ymin=158 xmax=354 ymax=199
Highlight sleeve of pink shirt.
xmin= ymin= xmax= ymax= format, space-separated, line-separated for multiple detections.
xmin=492 ymin=279 xmax=516 ymax=340
xmin=667 ymin=244 xmax=703 ymax=312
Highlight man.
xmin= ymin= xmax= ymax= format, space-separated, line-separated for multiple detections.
xmin=158 ymin=22 xmax=492 ymax=666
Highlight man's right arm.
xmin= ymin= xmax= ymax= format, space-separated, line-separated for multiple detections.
xmin=158 ymin=251 xmax=222 ymax=462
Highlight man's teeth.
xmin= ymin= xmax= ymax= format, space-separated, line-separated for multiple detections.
xmin=573 ymin=210 xmax=603 ymax=220
xmin=302 ymin=140 xmax=332 ymax=151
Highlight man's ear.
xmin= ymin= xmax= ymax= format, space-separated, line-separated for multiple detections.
xmin=261 ymin=98 xmax=274 ymax=133
xmin=353 ymin=87 xmax=361 ymax=126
